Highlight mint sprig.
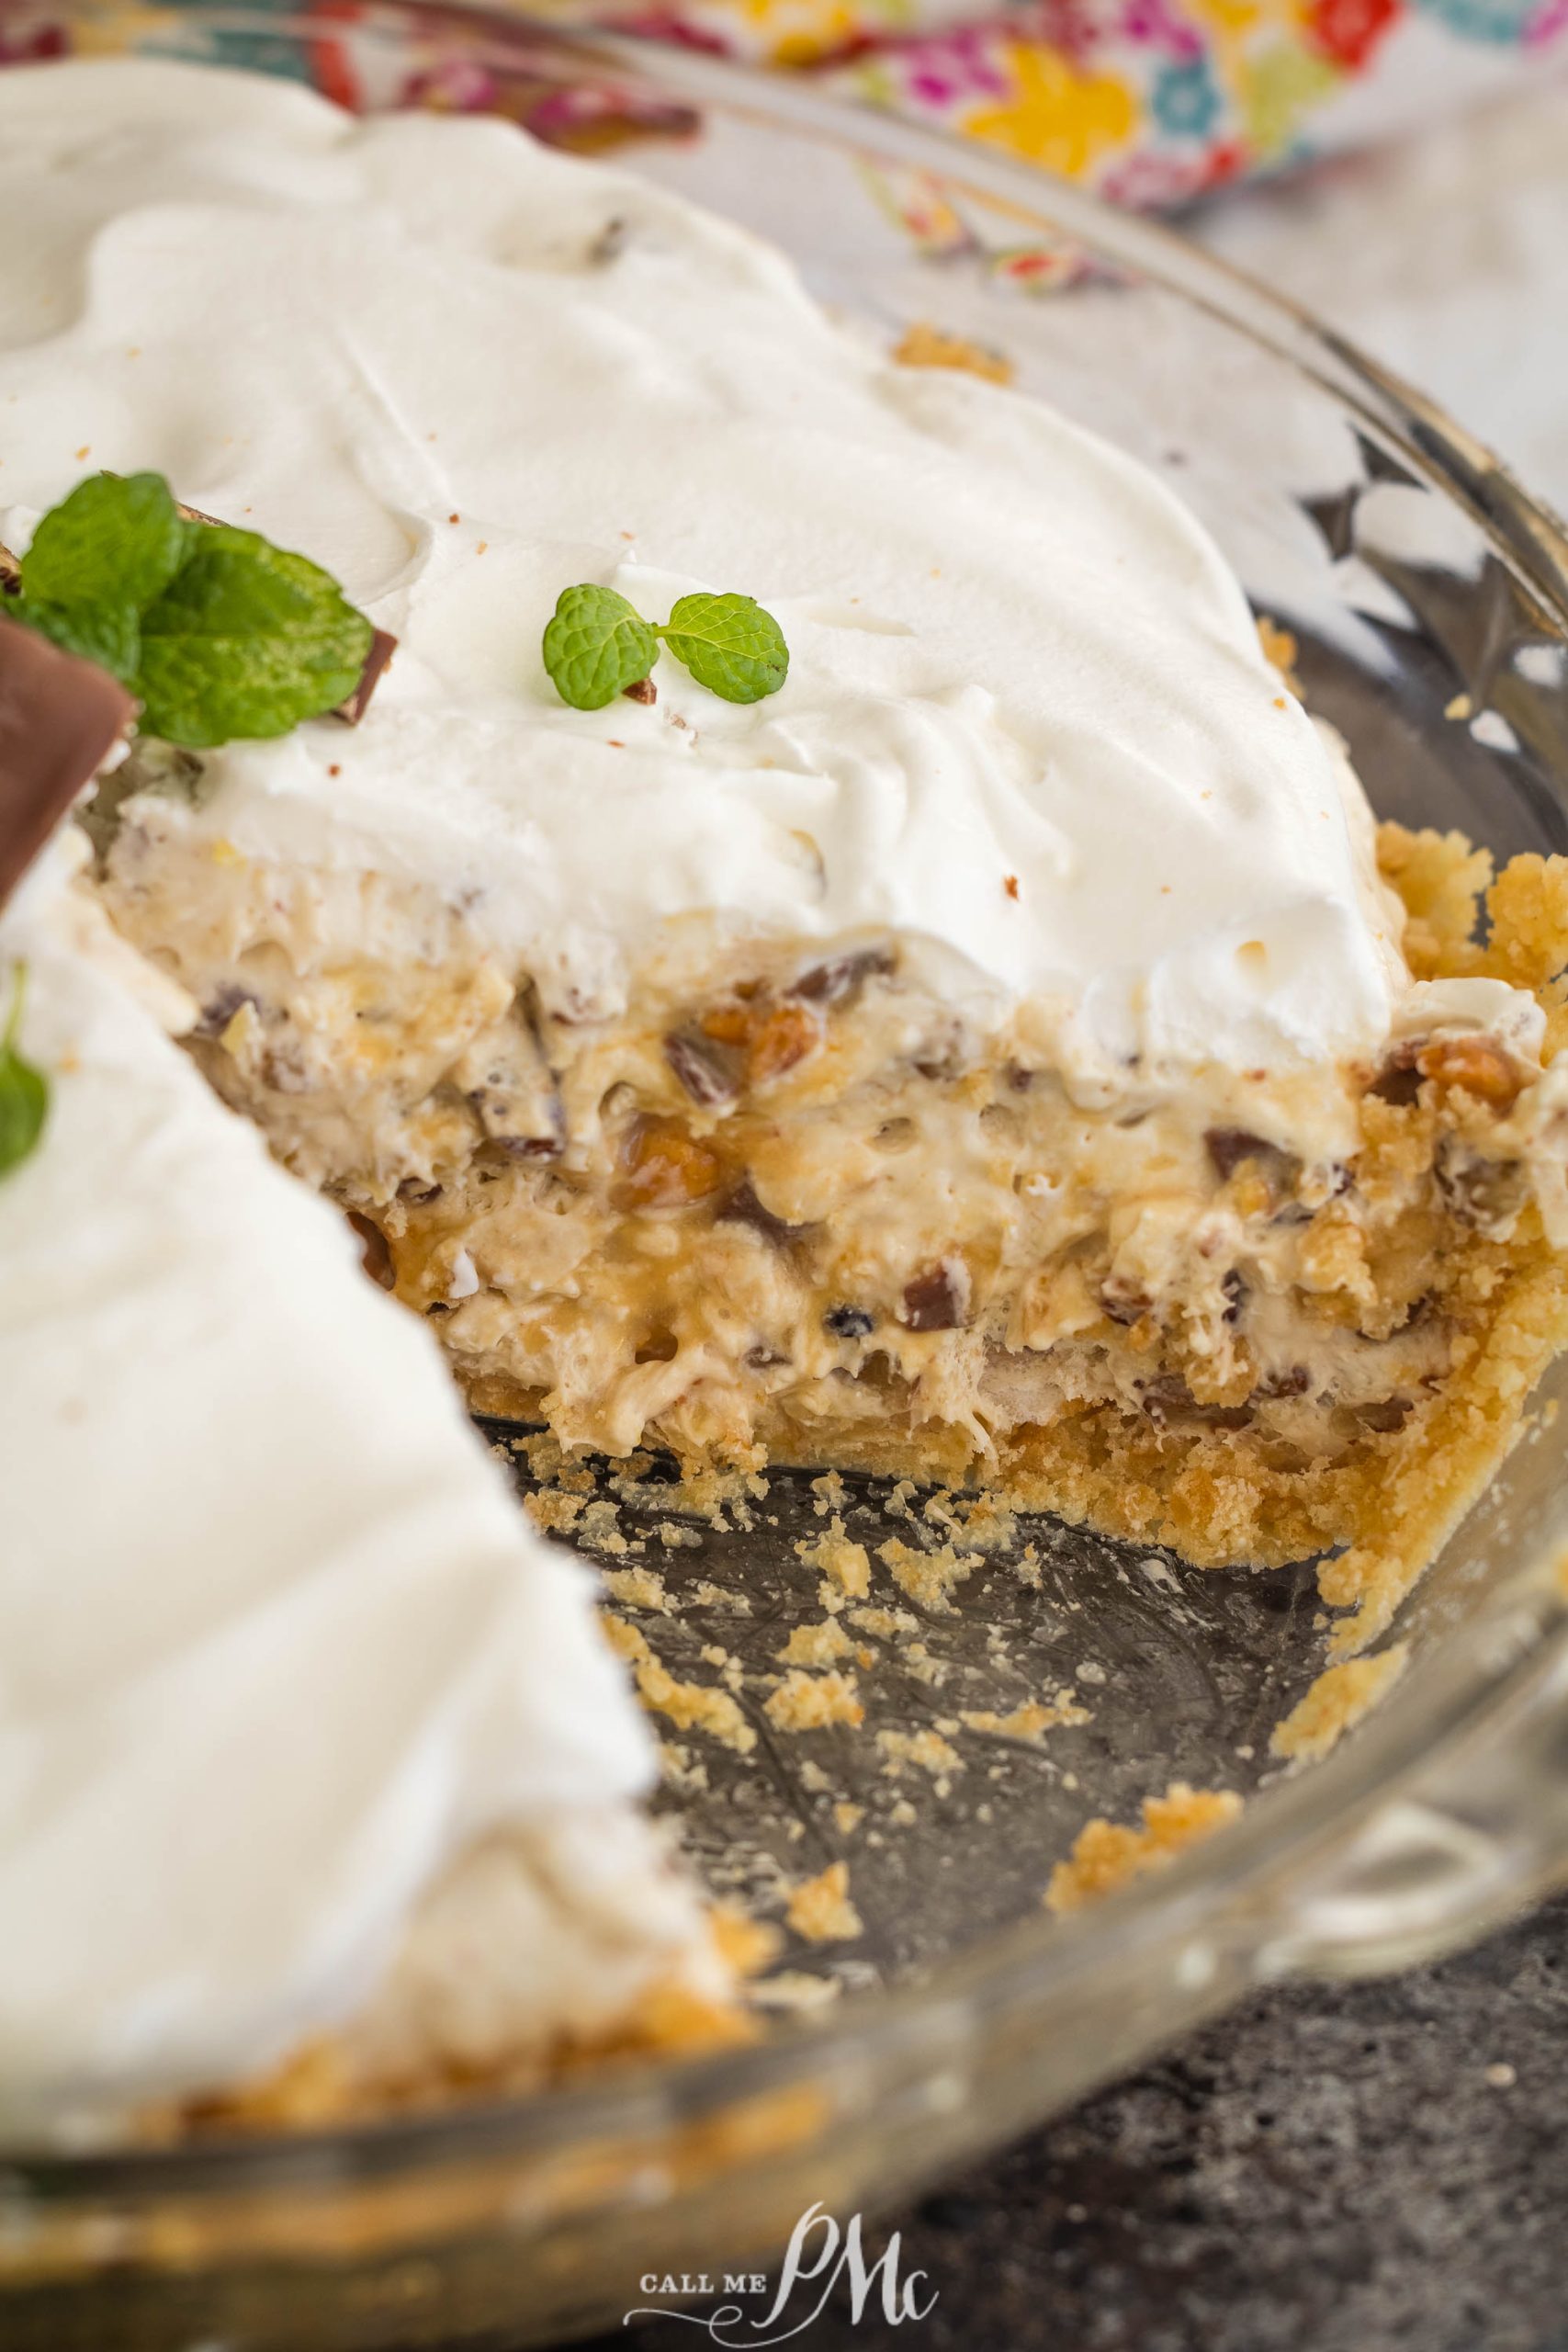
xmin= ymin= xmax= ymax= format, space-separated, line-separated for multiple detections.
xmin=10 ymin=471 xmax=374 ymax=749
xmin=542 ymin=582 xmax=789 ymax=709
xmin=0 ymin=965 xmax=48 ymax=1181
xmin=136 ymin=526 xmax=375 ymax=748
xmin=542 ymin=584 xmax=660 ymax=711
xmin=659 ymin=593 xmax=788 ymax=705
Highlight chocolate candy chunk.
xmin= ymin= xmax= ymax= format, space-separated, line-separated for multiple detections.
xmin=345 ymin=1209 xmax=396 ymax=1290
xmin=790 ymin=944 xmax=895 ymax=1007
xmin=0 ymin=618 xmax=133 ymax=910
xmin=1354 ymin=1395 xmax=1414 ymax=1434
xmin=716 ymin=1176 xmax=809 ymax=1246
xmin=825 ymin=1303 xmax=875 ymax=1339
xmin=900 ymin=1261 xmax=969 ymax=1331
xmin=1204 ymin=1126 xmax=1276 ymax=1182
xmin=334 ymin=627 xmax=397 ymax=726
xmin=665 ymin=1029 xmax=739 ymax=1107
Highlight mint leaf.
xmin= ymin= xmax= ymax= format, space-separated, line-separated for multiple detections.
xmin=20 ymin=471 xmax=191 ymax=618
xmin=136 ymin=526 xmax=374 ymax=747
xmin=658 ymin=593 xmax=788 ymax=705
xmin=542 ymin=584 xmax=659 ymax=711
xmin=0 ymin=967 xmax=48 ymax=1180
xmin=16 ymin=595 xmax=141 ymax=684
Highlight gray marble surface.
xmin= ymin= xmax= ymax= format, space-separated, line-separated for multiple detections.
xmin=592 ymin=1890 xmax=1567 ymax=2352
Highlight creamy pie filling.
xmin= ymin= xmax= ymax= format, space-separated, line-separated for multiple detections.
xmin=97 ymin=794 xmax=1568 ymax=1593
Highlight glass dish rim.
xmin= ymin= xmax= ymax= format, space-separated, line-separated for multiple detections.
xmin=6 ymin=0 xmax=1568 ymax=2200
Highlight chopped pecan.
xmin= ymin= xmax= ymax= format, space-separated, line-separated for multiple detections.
xmin=790 ymin=945 xmax=895 ymax=1006
xmin=1419 ymin=1033 xmax=1523 ymax=1112
xmin=900 ymin=1261 xmax=970 ymax=1332
xmin=747 ymin=1001 xmax=823 ymax=1086
xmin=616 ymin=1121 xmax=722 ymax=1209
xmin=665 ymin=1029 xmax=739 ymax=1107
xmin=346 ymin=1211 xmax=395 ymax=1290
xmin=623 ymin=675 xmax=657 ymax=705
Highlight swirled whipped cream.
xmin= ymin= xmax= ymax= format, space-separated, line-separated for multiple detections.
xmin=0 ymin=59 xmax=1416 ymax=1095
xmin=0 ymin=838 xmax=710 ymax=2139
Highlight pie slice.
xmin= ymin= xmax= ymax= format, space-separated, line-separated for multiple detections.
xmin=0 ymin=834 xmax=733 ymax=2141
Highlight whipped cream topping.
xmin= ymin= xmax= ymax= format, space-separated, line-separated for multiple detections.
xmin=0 ymin=60 xmax=1418 ymax=1095
xmin=0 ymin=839 xmax=698 ymax=2137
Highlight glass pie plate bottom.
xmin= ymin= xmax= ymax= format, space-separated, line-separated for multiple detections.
xmin=4 ymin=6 xmax=1568 ymax=2345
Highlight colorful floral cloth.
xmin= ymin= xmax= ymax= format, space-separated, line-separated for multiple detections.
xmin=701 ymin=0 xmax=1566 ymax=209
xmin=6 ymin=0 xmax=1562 ymax=209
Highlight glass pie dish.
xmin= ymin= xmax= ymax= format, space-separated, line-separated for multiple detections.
xmin=4 ymin=6 xmax=1568 ymax=2346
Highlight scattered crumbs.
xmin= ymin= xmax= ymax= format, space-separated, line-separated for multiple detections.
xmin=1445 ymin=690 xmax=1475 ymax=721
xmin=777 ymin=1618 xmax=862 ymax=1669
xmin=1485 ymin=2062 xmax=1517 ymax=2089
xmin=578 ymin=1497 xmax=630 ymax=1556
xmin=959 ymin=1690 xmax=1091 ymax=1744
xmin=656 ymin=1521 xmax=703 ymax=1552
xmin=795 ymin=1519 xmax=872 ymax=1606
xmin=74 ymin=444 xmax=90 ymax=460
xmin=476 ymin=540 xmax=488 ymax=555
xmin=1256 ymin=615 xmax=1301 ymax=694
xmin=603 ymin=1613 xmax=756 ymax=1754
xmin=848 ymin=1603 xmax=920 ymax=1641
xmin=885 ymin=1480 xmax=919 ymax=1521
xmin=945 ymin=1491 xmax=1022 ymax=1553
xmin=833 ymin=1800 xmax=864 ymax=1837
xmin=889 ymin=1799 xmax=918 ymax=1828
xmin=798 ymin=1759 xmax=831 ymax=1795
xmin=659 ymin=1740 xmax=709 ymax=1795
xmin=809 ymin=1471 xmax=847 ymax=1518
xmin=525 ymin=1487 xmax=586 ymax=1536
xmin=1045 ymin=1783 xmax=1243 ymax=1916
xmin=749 ymin=1970 xmax=844 ymax=2013
xmin=447 ymin=511 xmax=460 ymax=525
xmin=1138 ymin=1554 xmax=1179 ymax=1592
xmin=902 ymin=1641 xmax=948 ymax=1689
xmin=513 ymin=1430 xmax=596 ymax=1493
xmin=1075 ymin=1660 xmax=1107 ymax=1687
xmin=327 ymin=762 xmax=342 ymax=778
xmin=1270 ymin=1643 xmax=1409 ymax=1763
xmin=876 ymin=1726 xmax=963 ymax=1781
xmin=893 ymin=321 xmax=1014 ymax=386
xmin=603 ymin=1564 xmax=671 ymax=1613
xmin=877 ymin=1537 xmax=981 ymax=1616
xmin=692 ymin=1577 xmax=752 ymax=1613
xmin=1003 ymin=875 xmax=1020 ymax=901
xmin=1014 ymin=1548 xmax=1043 ymax=1590
xmin=784 ymin=1861 xmax=864 ymax=1944
xmin=764 ymin=1668 xmax=863 ymax=1733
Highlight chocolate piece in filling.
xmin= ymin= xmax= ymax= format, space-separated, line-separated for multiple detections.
xmin=0 ymin=618 xmax=134 ymax=910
